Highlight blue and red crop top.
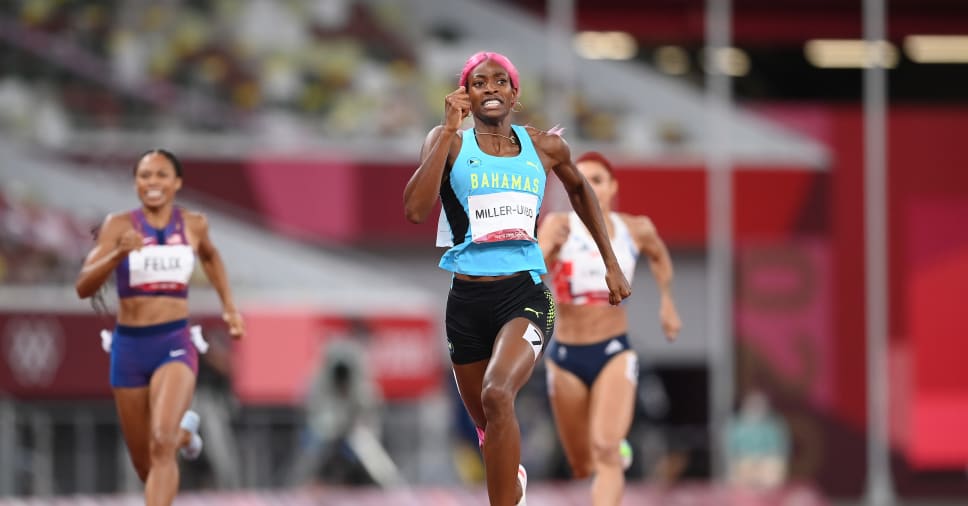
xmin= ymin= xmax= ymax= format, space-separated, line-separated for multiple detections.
xmin=115 ymin=207 xmax=195 ymax=299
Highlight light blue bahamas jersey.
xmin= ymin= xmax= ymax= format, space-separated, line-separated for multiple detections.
xmin=436 ymin=124 xmax=548 ymax=280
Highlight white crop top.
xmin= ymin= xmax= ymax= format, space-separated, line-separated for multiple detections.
xmin=550 ymin=212 xmax=639 ymax=305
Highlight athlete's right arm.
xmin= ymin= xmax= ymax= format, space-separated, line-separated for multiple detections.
xmin=403 ymin=87 xmax=468 ymax=224
xmin=75 ymin=213 xmax=139 ymax=299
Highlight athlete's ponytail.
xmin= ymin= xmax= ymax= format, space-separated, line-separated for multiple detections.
xmin=87 ymin=224 xmax=112 ymax=319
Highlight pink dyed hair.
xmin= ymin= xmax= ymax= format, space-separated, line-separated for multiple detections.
xmin=458 ymin=51 xmax=520 ymax=95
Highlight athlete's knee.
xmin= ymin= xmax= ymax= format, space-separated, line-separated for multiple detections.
xmin=571 ymin=460 xmax=594 ymax=479
xmin=148 ymin=426 xmax=181 ymax=462
xmin=133 ymin=462 xmax=150 ymax=482
xmin=590 ymin=437 xmax=623 ymax=467
xmin=124 ymin=439 xmax=151 ymax=481
xmin=480 ymin=382 xmax=515 ymax=420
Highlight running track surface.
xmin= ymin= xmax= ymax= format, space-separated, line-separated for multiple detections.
xmin=0 ymin=483 xmax=827 ymax=505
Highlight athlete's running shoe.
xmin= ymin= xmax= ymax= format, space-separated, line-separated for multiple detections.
xmin=515 ymin=464 xmax=528 ymax=506
xmin=620 ymin=439 xmax=633 ymax=471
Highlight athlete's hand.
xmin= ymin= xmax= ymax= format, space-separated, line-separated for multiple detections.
xmin=659 ymin=295 xmax=681 ymax=341
xmin=223 ymin=311 xmax=245 ymax=339
xmin=443 ymin=87 xmax=470 ymax=131
xmin=605 ymin=267 xmax=632 ymax=306
xmin=538 ymin=214 xmax=570 ymax=259
xmin=117 ymin=228 xmax=142 ymax=254
xmin=547 ymin=219 xmax=570 ymax=254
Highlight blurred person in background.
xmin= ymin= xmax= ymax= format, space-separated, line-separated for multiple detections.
xmin=538 ymin=151 xmax=681 ymax=506
xmin=403 ymin=51 xmax=631 ymax=506
xmin=288 ymin=320 xmax=387 ymax=487
xmin=726 ymin=389 xmax=790 ymax=491
xmin=75 ymin=149 xmax=244 ymax=506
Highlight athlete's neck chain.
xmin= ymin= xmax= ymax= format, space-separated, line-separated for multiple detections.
xmin=475 ymin=130 xmax=517 ymax=145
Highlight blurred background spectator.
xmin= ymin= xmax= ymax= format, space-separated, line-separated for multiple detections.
xmin=287 ymin=319 xmax=390 ymax=487
xmin=726 ymin=389 xmax=791 ymax=491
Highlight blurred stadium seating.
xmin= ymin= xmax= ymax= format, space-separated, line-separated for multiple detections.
xmin=0 ymin=181 xmax=91 ymax=285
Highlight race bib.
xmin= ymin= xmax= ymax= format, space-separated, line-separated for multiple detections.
xmin=128 ymin=244 xmax=195 ymax=289
xmin=570 ymin=250 xmax=609 ymax=297
xmin=468 ymin=192 xmax=539 ymax=243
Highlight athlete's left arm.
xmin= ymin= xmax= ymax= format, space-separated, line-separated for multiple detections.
xmin=535 ymin=130 xmax=630 ymax=305
xmin=630 ymin=215 xmax=681 ymax=341
xmin=190 ymin=211 xmax=245 ymax=338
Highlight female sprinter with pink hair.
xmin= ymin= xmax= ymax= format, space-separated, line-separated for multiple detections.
xmin=404 ymin=51 xmax=631 ymax=505
xmin=538 ymin=151 xmax=681 ymax=505
xmin=76 ymin=149 xmax=244 ymax=506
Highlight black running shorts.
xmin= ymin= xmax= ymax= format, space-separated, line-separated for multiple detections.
xmin=445 ymin=272 xmax=556 ymax=365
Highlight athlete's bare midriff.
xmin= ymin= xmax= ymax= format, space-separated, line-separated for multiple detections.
xmin=554 ymin=303 xmax=628 ymax=344
xmin=117 ymin=296 xmax=189 ymax=327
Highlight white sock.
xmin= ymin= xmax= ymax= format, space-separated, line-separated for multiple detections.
xmin=178 ymin=410 xmax=203 ymax=460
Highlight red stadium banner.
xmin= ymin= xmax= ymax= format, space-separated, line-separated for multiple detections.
xmin=0 ymin=310 xmax=442 ymax=403
xmin=905 ymin=199 xmax=968 ymax=468
xmin=0 ymin=313 xmax=112 ymax=399
xmin=230 ymin=309 xmax=443 ymax=404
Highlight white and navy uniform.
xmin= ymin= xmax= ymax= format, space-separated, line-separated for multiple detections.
xmin=546 ymin=212 xmax=639 ymax=386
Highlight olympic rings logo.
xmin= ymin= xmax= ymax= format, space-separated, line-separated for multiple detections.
xmin=3 ymin=317 xmax=64 ymax=387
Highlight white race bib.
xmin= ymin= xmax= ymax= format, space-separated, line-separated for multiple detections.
xmin=128 ymin=244 xmax=195 ymax=289
xmin=468 ymin=192 xmax=538 ymax=244
xmin=569 ymin=251 xmax=609 ymax=296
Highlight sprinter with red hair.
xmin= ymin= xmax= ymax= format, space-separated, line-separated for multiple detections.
xmin=538 ymin=151 xmax=682 ymax=506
